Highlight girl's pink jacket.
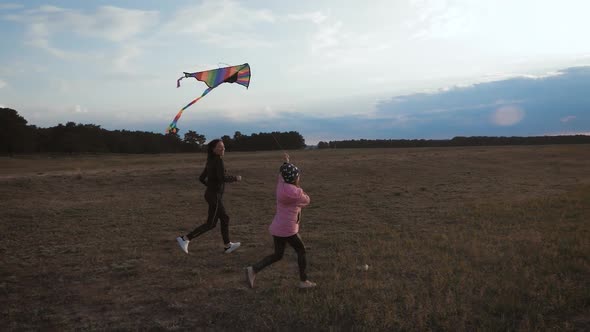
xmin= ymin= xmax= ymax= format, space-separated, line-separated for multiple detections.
xmin=269 ymin=176 xmax=310 ymax=237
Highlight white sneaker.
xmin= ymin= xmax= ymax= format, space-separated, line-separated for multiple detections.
xmin=298 ymin=280 xmax=317 ymax=289
xmin=224 ymin=242 xmax=241 ymax=254
xmin=245 ymin=266 xmax=256 ymax=288
xmin=176 ymin=236 xmax=189 ymax=254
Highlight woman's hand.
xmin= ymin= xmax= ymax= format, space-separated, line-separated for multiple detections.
xmin=236 ymin=175 xmax=242 ymax=182
xmin=283 ymin=152 xmax=290 ymax=163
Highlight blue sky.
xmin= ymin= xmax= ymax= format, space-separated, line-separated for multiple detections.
xmin=1 ymin=1 xmax=589 ymax=144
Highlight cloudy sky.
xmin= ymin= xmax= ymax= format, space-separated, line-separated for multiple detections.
xmin=1 ymin=0 xmax=589 ymax=143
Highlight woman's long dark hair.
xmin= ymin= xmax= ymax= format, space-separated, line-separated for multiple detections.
xmin=207 ymin=139 xmax=223 ymax=161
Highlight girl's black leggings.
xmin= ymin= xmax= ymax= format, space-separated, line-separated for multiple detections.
xmin=186 ymin=191 xmax=230 ymax=244
xmin=252 ymin=234 xmax=307 ymax=281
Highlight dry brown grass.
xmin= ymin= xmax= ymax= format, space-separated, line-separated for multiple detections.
xmin=1 ymin=145 xmax=589 ymax=330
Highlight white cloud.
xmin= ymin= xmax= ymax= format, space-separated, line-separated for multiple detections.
xmin=285 ymin=10 xmax=397 ymax=75
xmin=73 ymin=105 xmax=88 ymax=113
xmin=420 ymin=99 xmax=524 ymax=115
xmin=172 ymin=0 xmax=275 ymax=33
xmin=560 ymin=115 xmax=576 ymax=123
xmin=0 ymin=3 xmax=23 ymax=10
xmin=545 ymin=131 xmax=590 ymax=136
xmin=85 ymin=6 xmax=159 ymax=42
xmin=0 ymin=79 xmax=6 ymax=88
xmin=479 ymin=70 xmax=564 ymax=83
xmin=60 ymin=81 xmax=71 ymax=94
xmin=284 ymin=11 xmax=346 ymax=58
xmin=412 ymin=69 xmax=566 ymax=95
xmin=113 ymin=44 xmax=142 ymax=72
xmin=0 ymin=62 xmax=47 ymax=75
xmin=19 ymin=5 xmax=159 ymax=42
xmin=165 ymin=0 xmax=275 ymax=48
xmin=287 ymin=12 xmax=327 ymax=25
xmin=406 ymin=0 xmax=475 ymax=40
xmin=216 ymin=103 xmax=284 ymax=122
xmin=311 ymin=21 xmax=343 ymax=54
xmin=517 ymin=71 xmax=564 ymax=80
xmin=27 ymin=35 xmax=79 ymax=60
xmin=491 ymin=106 xmax=525 ymax=126
xmin=405 ymin=0 xmax=590 ymax=63
xmin=14 ymin=104 xmax=91 ymax=127
xmin=31 ymin=5 xmax=65 ymax=13
xmin=7 ymin=5 xmax=158 ymax=60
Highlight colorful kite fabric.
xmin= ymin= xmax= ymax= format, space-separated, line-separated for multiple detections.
xmin=166 ymin=63 xmax=251 ymax=134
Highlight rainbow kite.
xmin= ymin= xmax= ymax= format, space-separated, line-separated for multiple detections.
xmin=166 ymin=63 xmax=251 ymax=134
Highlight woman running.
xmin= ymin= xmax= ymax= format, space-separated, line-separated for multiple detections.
xmin=176 ymin=139 xmax=242 ymax=254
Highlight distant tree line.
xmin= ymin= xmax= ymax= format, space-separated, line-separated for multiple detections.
xmin=222 ymin=131 xmax=305 ymax=151
xmin=317 ymin=135 xmax=590 ymax=149
xmin=0 ymin=108 xmax=305 ymax=155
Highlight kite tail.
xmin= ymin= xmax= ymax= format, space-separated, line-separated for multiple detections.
xmin=166 ymin=87 xmax=214 ymax=134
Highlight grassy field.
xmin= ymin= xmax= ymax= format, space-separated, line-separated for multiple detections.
xmin=1 ymin=145 xmax=589 ymax=330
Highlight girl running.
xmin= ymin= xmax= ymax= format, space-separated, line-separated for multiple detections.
xmin=245 ymin=153 xmax=316 ymax=288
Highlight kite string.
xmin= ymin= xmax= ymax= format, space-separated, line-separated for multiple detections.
xmin=271 ymin=132 xmax=286 ymax=153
